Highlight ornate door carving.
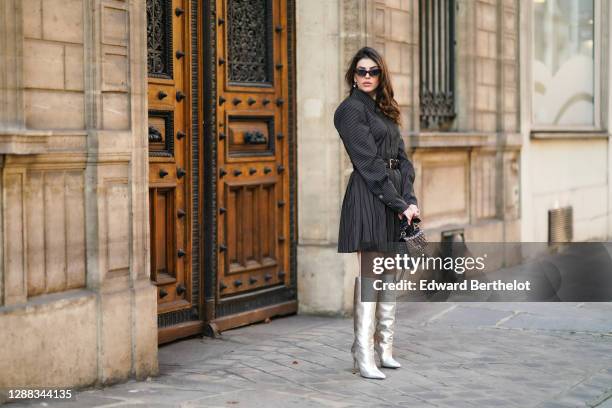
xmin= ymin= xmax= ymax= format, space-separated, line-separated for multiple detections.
xmin=147 ymin=0 xmax=198 ymax=342
xmin=212 ymin=0 xmax=296 ymax=326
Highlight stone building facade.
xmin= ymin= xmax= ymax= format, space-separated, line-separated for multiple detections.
xmin=298 ymin=0 xmax=523 ymax=314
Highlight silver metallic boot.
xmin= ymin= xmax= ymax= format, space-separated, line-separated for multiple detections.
xmin=352 ymin=276 xmax=386 ymax=379
xmin=374 ymin=273 xmax=401 ymax=369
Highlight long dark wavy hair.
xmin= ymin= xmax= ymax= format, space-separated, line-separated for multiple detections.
xmin=344 ymin=46 xmax=402 ymax=126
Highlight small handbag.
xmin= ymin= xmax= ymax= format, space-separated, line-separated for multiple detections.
xmin=398 ymin=216 xmax=427 ymax=256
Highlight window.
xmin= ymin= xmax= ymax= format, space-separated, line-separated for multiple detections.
xmin=419 ymin=0 xmax=456 ymax=130
xmin=532 ymin=0 xmax=598 ymax=128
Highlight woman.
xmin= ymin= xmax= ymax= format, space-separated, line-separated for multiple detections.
xmin=333 ymin=46 xmax=420 ymax=379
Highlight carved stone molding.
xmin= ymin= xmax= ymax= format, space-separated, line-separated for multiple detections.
xmin=0 ymin=131 xmax=47 ymax=154
xmin=406 ymin=131 xmax=522 ymax=149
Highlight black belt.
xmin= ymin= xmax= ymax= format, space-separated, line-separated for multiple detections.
xmin=385 ymin=158 xmax=400 ymax=169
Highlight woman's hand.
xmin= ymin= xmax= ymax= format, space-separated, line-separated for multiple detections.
xmin=398 ymin=204 xmax=420 ymax=224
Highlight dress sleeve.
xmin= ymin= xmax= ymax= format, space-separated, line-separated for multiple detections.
xmin=334 ymin=100 xmax=410 ymax=214
xmin=397 ymin=135 xmax=418 ymax=207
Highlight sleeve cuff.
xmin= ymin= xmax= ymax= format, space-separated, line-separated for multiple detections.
xmin=404 ymin=197 xmax=418 ymax=207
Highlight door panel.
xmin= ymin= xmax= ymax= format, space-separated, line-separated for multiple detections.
xmin=216 ymin=0 xmax=291 ymax=301
xmin=226 ymin=115 xmax=276 ymax=157
xmin=220 ymin=179 xmax=281 ymax=295
xmin=147 ymin=0 xmax=192 ymax=319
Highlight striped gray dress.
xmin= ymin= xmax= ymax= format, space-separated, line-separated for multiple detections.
xmin=334 ymin=87 xmax=418 ymax=253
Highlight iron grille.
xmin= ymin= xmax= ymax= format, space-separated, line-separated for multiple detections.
xmin=419 ymin=0 xmax=456 ymax=129
xmin=146 ymin=0 xmax=173 ymax=78
xmin=227 ymin=0 xmax=273 ymax=84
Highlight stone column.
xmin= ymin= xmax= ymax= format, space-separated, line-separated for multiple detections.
xmin=82 ymin=0 xmax=157 ymax=383
xmin=297 ymin=0 xmax=358 ymax=315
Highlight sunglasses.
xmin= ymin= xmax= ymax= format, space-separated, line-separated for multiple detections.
xmin=355 ymin=67 xmax=381 ymax=77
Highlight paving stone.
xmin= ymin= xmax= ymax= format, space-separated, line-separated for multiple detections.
xmin=8 ymin=303 xmax=612 ymax=408
xmin=596 ymin=395 xmax=612 ymax=407
xmin=531 ymin=402 xmax=577 ymax=408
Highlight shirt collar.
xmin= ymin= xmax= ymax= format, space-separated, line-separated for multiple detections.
xmin=350 ymin=87 xmax=378 ymax=112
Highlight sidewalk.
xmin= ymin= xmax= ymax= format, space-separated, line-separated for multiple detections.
xmin=9 ymin=302 xmax=612 ymax=407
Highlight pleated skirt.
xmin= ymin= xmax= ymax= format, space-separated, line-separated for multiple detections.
xmin=337 ymin=167 xmax=404 ymax=253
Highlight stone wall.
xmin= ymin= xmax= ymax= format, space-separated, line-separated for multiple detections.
xmin=522 ymin=140 xmax=609 ymax=242
xmin=0 ymin=0 xmax=157 ymax=392
xmin=296 ymin=0 xmax=350 ymax=314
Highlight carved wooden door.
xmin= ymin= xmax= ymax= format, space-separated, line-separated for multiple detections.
xmin=213 ymin=0 xmax=295 ymax=328
xmin=147 ymin=0 xmax=197 ymax=342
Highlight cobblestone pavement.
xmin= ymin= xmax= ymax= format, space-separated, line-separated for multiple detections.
xmin=8 ymin=302 xmax=612 ymax=407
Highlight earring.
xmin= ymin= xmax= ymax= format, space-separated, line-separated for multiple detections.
xmin=353 ymin=81 xmax=357 ymax=89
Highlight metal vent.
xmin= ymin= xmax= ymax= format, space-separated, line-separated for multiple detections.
xmin=548 ymin=206 xmax=573 ymax=243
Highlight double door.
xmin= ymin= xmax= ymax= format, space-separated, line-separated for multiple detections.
xmin=147 ymin=0 xmax=296 ymax=342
